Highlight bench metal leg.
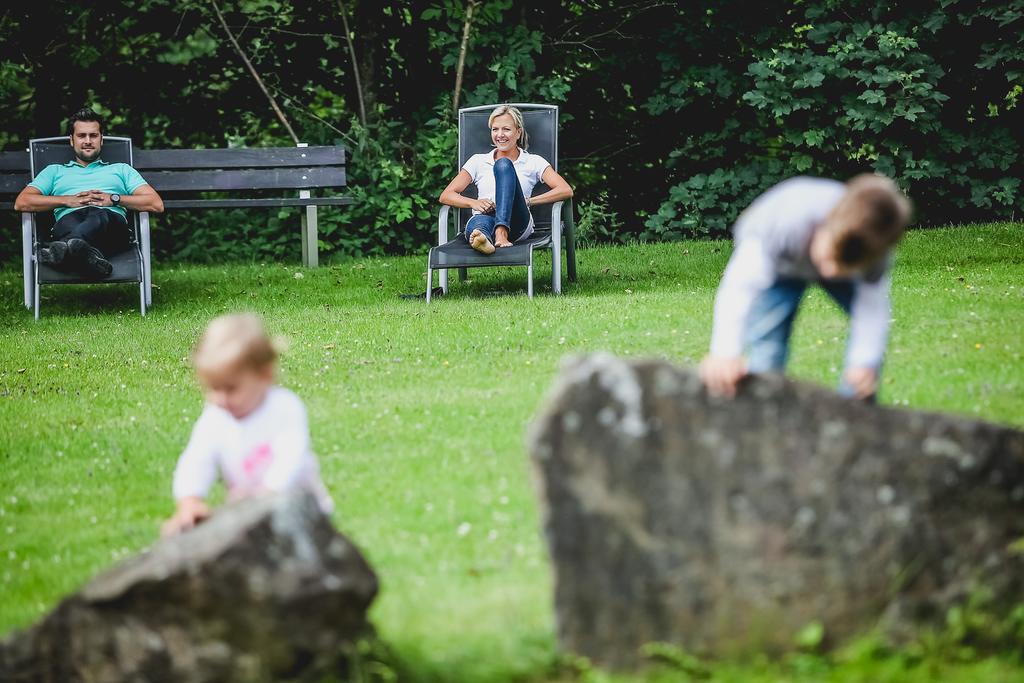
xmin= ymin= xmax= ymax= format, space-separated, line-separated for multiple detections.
xmin=299 ymin=191 xmax=318 ymax=268
xmin=528 ymin=261 xmax=534 ymax=299
xmin=297 ymin=143 xmax=319 ymax=268
xmin=139 ymin=281 xmax=147 ymax=316
xmin=304 ymin=203 xmax=318 ymax=268
xmin=33 ymin=281 xmax=40 ymax=320
xmin=426 ymin=265 xmax=433 ymax=303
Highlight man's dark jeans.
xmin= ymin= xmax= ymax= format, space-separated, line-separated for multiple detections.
xmin=52 ymin=207 xmax=130 ymax=256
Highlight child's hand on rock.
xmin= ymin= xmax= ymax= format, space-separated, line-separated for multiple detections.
xmin=161 ymin=497 xmax=211 ymax=537
xmin=699 ymin=355 xmax=747 ymax=398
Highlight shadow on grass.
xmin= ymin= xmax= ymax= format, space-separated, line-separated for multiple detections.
xmin=1 ymin=241 xmax=729 ymax=318
xmin=19 ymin=282 xmax=147 ymax=319
xmin=419 ymin=248 xmax=720 ymax=302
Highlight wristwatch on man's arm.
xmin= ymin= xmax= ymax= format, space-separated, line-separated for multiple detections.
xmin=110 ymin=193 xmax=121 ymax=206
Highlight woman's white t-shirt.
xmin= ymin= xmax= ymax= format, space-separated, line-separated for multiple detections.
xmin=171 ymin=386 xmax=333 ymax=513
xmin=462 ymin=148 xmax=551 ymax=237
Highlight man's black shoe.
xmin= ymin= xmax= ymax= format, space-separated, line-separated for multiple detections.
xmin=38 ymin=241 xmax=69 ymax=265
xmin=67 ymin=238 xmax=113 ymax=278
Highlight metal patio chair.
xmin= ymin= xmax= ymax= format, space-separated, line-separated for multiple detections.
xmin=22 ymin=136 xmax=152 ymax=319
xmin=425 ymin=103 xmax=577 ymax=301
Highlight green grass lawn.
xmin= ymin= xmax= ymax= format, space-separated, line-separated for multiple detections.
xmin=1 ymin=223 xmax=1022 ymax=682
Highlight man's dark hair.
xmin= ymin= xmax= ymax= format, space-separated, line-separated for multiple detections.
xmin=67 ymin=108 xmax=104 ymax=136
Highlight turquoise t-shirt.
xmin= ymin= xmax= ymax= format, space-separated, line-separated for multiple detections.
xmin=28 ymin=159 xmax=148 ymax=222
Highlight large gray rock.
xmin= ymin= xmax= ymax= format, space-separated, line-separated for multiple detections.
xmin=528 ymin=354 xmax=1024 ymax=669
xmin=0 ymin=492 xmax=378 ymax=683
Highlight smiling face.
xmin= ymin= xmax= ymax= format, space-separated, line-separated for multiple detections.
xmin=490 ymin=113 xmax=521 ymax=154
xmin=70 ymin=120 xmax=103 ymax=164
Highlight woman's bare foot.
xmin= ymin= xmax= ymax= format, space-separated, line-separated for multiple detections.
xmin=469 ymin=229 xmax=495 ymax=254
xmin=494 ymin=226 xmax=513 ymax=247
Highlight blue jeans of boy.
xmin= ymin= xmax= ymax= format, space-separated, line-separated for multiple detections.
xmin=745 ymin=278 xmax=878 ymax=400
xmin=465 ymin=157 xmax=531 ymax=244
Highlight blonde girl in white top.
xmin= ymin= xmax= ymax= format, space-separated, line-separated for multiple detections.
xmin=162 ymin=313 xmax=332 ymax=535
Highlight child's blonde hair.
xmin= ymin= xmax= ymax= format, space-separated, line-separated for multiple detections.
xmin=827 ymin=174 xmax=912 ymax=268
xmin=193 ymin=313 xmax=278 ymax=376
xmin=488 ymin=104 xmax=528 ymax=150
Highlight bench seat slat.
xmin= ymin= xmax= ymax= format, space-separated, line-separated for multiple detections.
xmin=2 ymin=197 xmax=354 ymax=211
xmin=134 ymin=146 xmax=345 ymax=169
xmin=146 ymin=166 xmax=346 ymax=192
xmin=1 ymin=147 xmax=347 ymax=172
xmin=163 ymin=197 xmax=353 ymax=209
xmin=0 ymin=174 xmax=30 ymax=193
xmin=0 ymin=151 xmax=29 ymax=171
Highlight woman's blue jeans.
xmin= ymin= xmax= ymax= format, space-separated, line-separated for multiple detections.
xmin=745 ymin=278 xmax=880 ymax=400
xmin=466 ymin=157 xmax=531 ymax=244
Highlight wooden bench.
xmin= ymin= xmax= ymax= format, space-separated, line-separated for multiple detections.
xmin=136 ymin=144 xmax=351 ymax=267
xmin=1 ymin=143 xmax=352 ymax=267
xmin=0 ymin=150 xmax=30 ymax=206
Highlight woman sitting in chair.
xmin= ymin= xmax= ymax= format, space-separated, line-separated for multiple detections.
xmin=439 ymin=104 xmax=573 ymax=254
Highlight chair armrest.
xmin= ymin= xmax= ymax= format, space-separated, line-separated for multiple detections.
xmin=139 ymin=210 xmax=150 ymax=250
xmin=138 ymin=212 xmax=152 ymax=306
xmin=550 ymin=201 xmax=564 ymax=242
xmin=563 ymin=197 xmax=575 ymax=238
xmin=438 ymin=204 xmax=451 ymax=245
xmin=22 ymin=212 xmax=34 ymax=309
xmin=555 ymin=198 xmax=577 ymax=282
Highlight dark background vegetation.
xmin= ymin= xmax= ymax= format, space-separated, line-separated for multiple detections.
xmin=0 ymin=0 xmax=1021 ymax=263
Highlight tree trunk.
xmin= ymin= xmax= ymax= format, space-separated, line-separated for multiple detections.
xmin=210 ymin=0 xmax=300 ymax=145
xmin=336 ymin=0 xmax=367 ymax=128
xmin=452 ymin=0 xmax=478 ymax=117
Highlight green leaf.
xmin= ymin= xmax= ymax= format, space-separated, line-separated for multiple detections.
xmin=803 ymin=130 xmax=826 ymax=147
xmin=795 ymin=621 xmax=825 ymax=649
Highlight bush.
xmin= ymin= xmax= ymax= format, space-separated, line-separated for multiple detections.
xmin=574 ymin=191 xmax=625 ymax=247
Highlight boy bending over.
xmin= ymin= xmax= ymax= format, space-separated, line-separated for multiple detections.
xmin=162 ymin=313 xmax=333 ymax=535
xmin=700 ymin=174 xmax=911 ymax=401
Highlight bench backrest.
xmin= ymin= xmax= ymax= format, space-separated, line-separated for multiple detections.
xmin=29 ymin=136 xmax=134 ymax=174
xmin=0 ymin=151 xmax=30 ymax=203
xmin=133 ymin=146 xmax=346 ymax=193
xmin=455 ymin=103 xmax=559 ymax=234
xmin=0 ymin=137 xmax=134 ymax=211
xmin=1 ymin=142 xmax=347 ymax=212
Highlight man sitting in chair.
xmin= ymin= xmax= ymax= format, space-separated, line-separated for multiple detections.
xmin=14 ymin=107 xmax=164 ymax=277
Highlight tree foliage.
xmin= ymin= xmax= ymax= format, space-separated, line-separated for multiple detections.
xmin=0 ymin=0 xmax=1021 ymax=262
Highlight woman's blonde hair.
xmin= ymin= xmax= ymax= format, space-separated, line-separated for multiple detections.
xmin=193 ymin=313 xmax=278 ymax=375
xmin=488 ymin=104 xmax=528 ymax=150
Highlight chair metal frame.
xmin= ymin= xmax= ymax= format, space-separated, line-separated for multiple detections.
xmin=22 ymin=136 xmax=152 ymax=319
xmin=425 ymin=103 xmax=576 ymax=301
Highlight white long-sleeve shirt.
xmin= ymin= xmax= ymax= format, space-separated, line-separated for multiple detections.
xmin=709 ymin=177 xmax=893 ymax=370
xmin=172 ymin=386 xmax=334 ymax=513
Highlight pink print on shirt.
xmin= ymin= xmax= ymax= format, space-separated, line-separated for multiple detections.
xmin=242 ymin=442 xmax=274 ymax=479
